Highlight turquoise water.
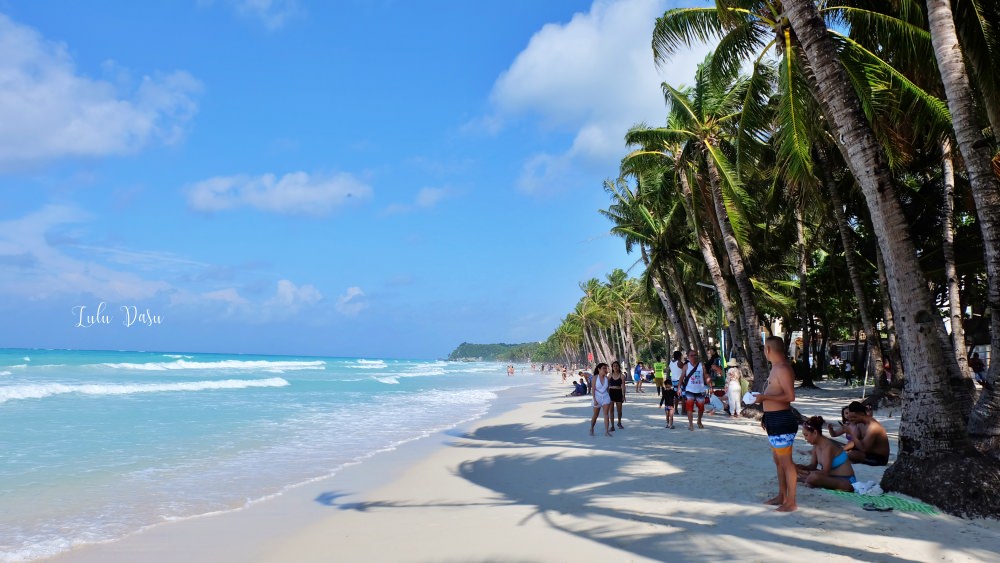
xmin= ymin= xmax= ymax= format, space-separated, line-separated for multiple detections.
xmin=0 ymin=349 xmax=530 ymax=561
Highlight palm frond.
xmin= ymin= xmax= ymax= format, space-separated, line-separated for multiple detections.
xmin=652 ymin=8 xmax=724 ymax=65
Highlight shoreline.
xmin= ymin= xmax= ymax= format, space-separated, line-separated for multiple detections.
xmin=48 ymin=380 xmax=541 ymax=563
xmin=51 ymin=377 xmax=1000 ymax=562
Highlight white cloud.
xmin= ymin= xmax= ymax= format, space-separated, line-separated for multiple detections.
xmin=266 ymin=279 xmax=322 ymax=309
xmin=0 ymin=205 xmax=172 ymax=300
xmin=382 ymin=186 xmax=449 ymax=216
xmin=336 ymin=286 xmax=367 ymax=316
xmin=0 ymin=13 xmax=201 ymax=172
xmin=186 ymin=171 xmax=373 ymax=216
xmin=202 ymin=288 xmax=248 ymax=305
xmin=483 ymin=0 xmax=713 ymax=194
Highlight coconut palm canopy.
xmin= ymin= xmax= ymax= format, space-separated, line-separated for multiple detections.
xmin=536 ymin=0 xmax=1000 ymax=518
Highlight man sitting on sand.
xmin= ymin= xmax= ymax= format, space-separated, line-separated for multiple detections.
xmin=844 ymin=401 xmax=890 ymax=466
xmin=569 ymin=379 xmax=587 ymax=396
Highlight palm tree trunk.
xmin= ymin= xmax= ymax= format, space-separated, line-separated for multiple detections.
xmin=623 ymin=308 xmax=639 ymax=367
xmin=706 ymin=159 xmax=769 ymax=385
xmin=818 ymin=147 xmax=888 ymax=388
xmin=584 ymin=326 xmax=599 ymax=365
xmin=926 ymin=0 xmax=1000 ymax=453
xmin=941 ymin=139 xmax=971 ymax=378
xmin=598 ymin=327 xmax=615 ymax=364
xmin=658 ymin=268 xmax=709 ymax=359
xmin=641 ymin=245 xmax=691 ymax=350
xmin=677 ymin=169 xmax=755 ymax=386
xmin=784 ymin=0 xmax=997 ymax=516
xmin=664 ymin=261 xmax=707 ymax=358
xmin=796 ymin=203 xmax=817 ymax=387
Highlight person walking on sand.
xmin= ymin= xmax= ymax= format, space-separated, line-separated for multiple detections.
xmin=660 ymin=379 xmax=678 ymax=428
xmin=608 ymin=361 xmax=627 ymax=431
xmin=653 ymin=356 xmax=666 ymax=396
xmin=726 ymin=366 xmax=742 ymax=418
xmin=589 ymin=363 xmax=613 ymax=437
xmin=682 ymin=350 xmax=709 ymax=430
xmin=669 ymin=351 xmax=685 ymax=412
xmin=633 ymin=361 xmax=645 ymax=393
xmin=753 ymin=336 xmax=798 ymax=512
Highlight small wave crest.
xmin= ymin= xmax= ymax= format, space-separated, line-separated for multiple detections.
xmin=0 ymin=370 xmax=11 ymax=376
xmin=0 ymin=378 xmax=290 ymax=404
xmin=374 ymin=376 xmax=399 ymax=384
xmin=99 ymin=360 xmax=325 ymax=371
xmin=350 ymin=359 xmax=388 ymax=369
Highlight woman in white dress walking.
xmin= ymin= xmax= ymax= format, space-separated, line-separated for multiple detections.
xmin=589 ymin=363 xmax=613 ymax=437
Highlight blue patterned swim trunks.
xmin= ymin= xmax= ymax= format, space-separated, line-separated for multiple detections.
xmin=763 ymin=409 xmax=799 ymax=455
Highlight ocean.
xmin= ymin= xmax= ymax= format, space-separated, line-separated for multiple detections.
xmin=0 ymin=349 xmax=532 ymax=562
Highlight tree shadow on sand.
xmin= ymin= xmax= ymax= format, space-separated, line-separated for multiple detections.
xmin=315 ymin=397 xmax=999 ymax=562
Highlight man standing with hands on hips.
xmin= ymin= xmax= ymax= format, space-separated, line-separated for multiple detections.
xmin=754 ymin=336 xmax=798 ymax=512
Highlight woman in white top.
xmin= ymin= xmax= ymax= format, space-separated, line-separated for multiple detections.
xmin=589 ymin=363 xmax=613 ymax=437
xmin=726 ymin=366 xmax=742 ymax=418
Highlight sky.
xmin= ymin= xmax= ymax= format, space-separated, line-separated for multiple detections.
xmin=0 ymin=0 xmax=712 ymax=359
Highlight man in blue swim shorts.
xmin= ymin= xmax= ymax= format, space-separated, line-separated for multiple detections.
xmin=754 ymin=336 xmax=798 ymax=512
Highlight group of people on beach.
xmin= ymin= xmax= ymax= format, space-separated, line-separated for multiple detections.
xmin=566 ymin=335 xmax=893 ymax=513
xmin=581 ymin=348 xmax=746 ymax=436
xmin=755 ymin=337 xmax=892 ymax=512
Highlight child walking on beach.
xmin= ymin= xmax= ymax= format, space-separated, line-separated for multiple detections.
xmin=660 ymin=380 xmax=678 ymax=428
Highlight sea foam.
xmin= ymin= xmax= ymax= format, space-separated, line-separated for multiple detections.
xmin=350 ymin=359 xmax=388 ymax=369
xmin=0 ymin=378 xmax=289 ymax=403
xmin=99 ymin=360 xmax=325 ymax=371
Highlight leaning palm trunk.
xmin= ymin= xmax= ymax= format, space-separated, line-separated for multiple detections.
xmin=874 ymin=247 xmax=903 ymax=389
xmin=784 ymin=0 xmax=1000 ymax=517
xmin=678 ymin=169 xmax=755 ymax=386
xmin=584 ymin=326 xmax=600 ymax=364
xmin=818 ymin=149 xmax=887 ymax=389
xmin=657 ymin=268 xmax=709 ymax=358
xmin=664 ymin=261 xmax=708 ymax=359
xmin=706 ymin=159 xmax=769 ymax=385
xmin=598 ymin=327 xmax=616 ymax=364
xmin=941 ymin=139 xmax=971 ymax=379
xmin=623 ymin=308 xmax=639 ymax=366
xmin=642 ymin=245 xmax=691 ymax=350
xmin=926 ymin=0 xmax=1000 ymax=453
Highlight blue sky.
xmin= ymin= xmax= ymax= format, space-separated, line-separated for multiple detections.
xmin=0 ymin=0 xmax=710 ymax=359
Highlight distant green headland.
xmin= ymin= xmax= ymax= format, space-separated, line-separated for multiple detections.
xmin=448 ymin=342 xmax=544 ymax=362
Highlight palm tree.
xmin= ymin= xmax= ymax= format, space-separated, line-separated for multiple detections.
xmin=924 ymin=0 xmax=1000 ymax=452
xmin=625 ymin=55 xmax=771 ymax=385
xmin=601 ymin=177 xmax=694 ymax=352
xmin=783 ymin=0 xmax=990 ymax=514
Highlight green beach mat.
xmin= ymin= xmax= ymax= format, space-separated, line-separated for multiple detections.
xmin=824 ymin=490 xmax=939 ymax=514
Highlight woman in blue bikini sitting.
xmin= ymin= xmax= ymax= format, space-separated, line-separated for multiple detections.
xmin=795 ymin=415 xmax=856 ymax=492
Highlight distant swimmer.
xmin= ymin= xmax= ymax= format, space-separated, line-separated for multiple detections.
xmin=507 ymin=365 xmax=514 ymax=377
xmin=753 ymin=336 xmax=798 ymax=512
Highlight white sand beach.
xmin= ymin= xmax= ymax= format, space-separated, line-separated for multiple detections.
xmin=53 ymin=377 xmax=1000 ymax=562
